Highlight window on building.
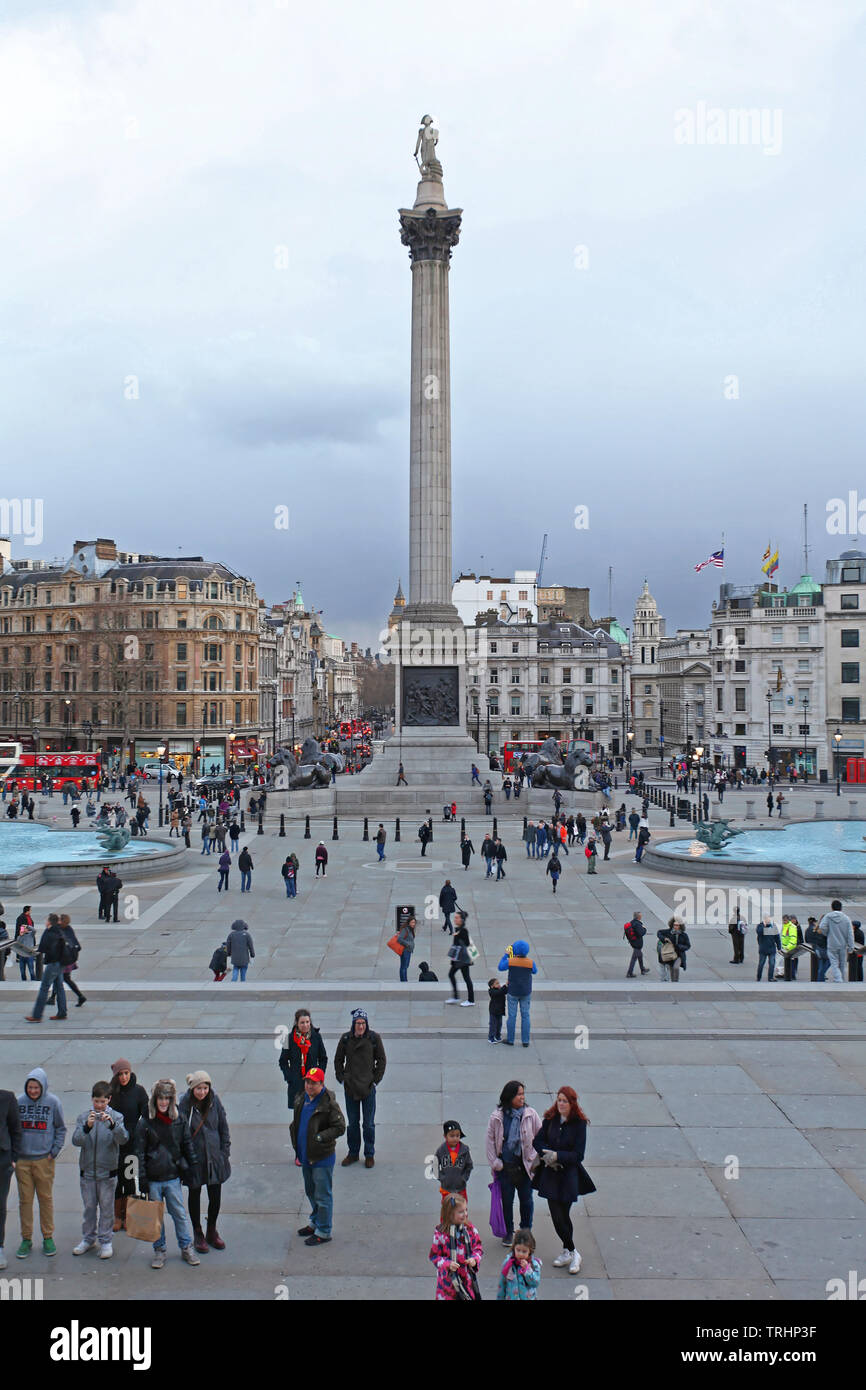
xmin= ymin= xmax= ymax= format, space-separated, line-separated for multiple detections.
xmin=511 ymin=696 xmax=521 ymax=715
xmin=512 ymin=642 xmax=519 ymax=653
xmin=143 ymin=611 xmax=158 ymax=629
xmin=840 ymin=593 xmax=859 ymax=609
xmin=610 ymin=696 xmax=619 ymax=713
xmin=65 ymin=644 xmax=78 ymax=663
xmin=842 ymin=567 xmax=863 ymax=583
xmin=177 ymin=672 xmax=187 ymax=691
xmin=735 ymin=627 xmax=746 ymax=645
xmin=841 ymin=630 xmax=860 ymax=648
xmin=644 ymin=684 xmax=651 ymax=695
xmin=585 ymin=669 xmax=593 ymax=682
xmin=797 ymin=658 xmax=810 ymax=670
xmin=486 ymin=590 xmax=493 ymax=600
xmin=68 ymin=584 xmax=76 ymax=603
xmin=735 ymin=723 xmax=746 ymax=736
xmin=797 ymin=626 xmax=809 ymax=642
xmin=562 ymin=695 xmax=573 ymax=715
xmin=611 ymin=668 xmax=618 ymax=683
xmin=841 ymin=663 xmax=860 ymax=684
xmin=771 ymin=627 xmax=783 ymax=643
xmin=735 ymin=688 xmax=746 ymax=711
xmin=144 ymin=672 xmax=157 ymax=692
xmin=63 ymin=672 xmax=77 ymax=691
xmin=234 ymin=672 xmax=242 ymax=690
xmin=489 ymin=669 xmax=498 ymax=684
xmin=518 ymin=590 xmax=527 ymax=601
xmin=45 ymin=615 xmax=52 ymax=632
xmin=44 ymin=701 xmax=51 ymax=723
xmin=91 ymin=673 xmax=99 ymax=691
xmin=716 ymin=629 xmax=723 ymax=645
xmin=842 ymin=698 xmax=861 ymax=721
xmin=44 ymin=672 xmax=52 ymax=691
xmin=562 ymin=667 xmax=571 ymax=683
xmin=176 ymin=702 xmax=187 ymax=726
xmin=144 ymin=644 xmax=154 ymax=661
xmin=177 ymin=615 xmax=188 ymax=629
xmin=177 ymin=643 xmax=187 ymax=661
xmin=489 ymin=642 xmax=497 ymax=654
xmin=540 ymin=697 xmax=550 ymax=716
xmin=716 ymin=688 xmax=723 ymax=711
xmin=585 ymin=697 xmax=594 ymax=714
xmin=510 ymin=668 xmax=521 ymax=684
xmin=488 ymin=698 xmax=499 ymax=716
xmin=734 ymin=659 xmax=746 ymax=672
xmin=205 ymin=643 xmax=221 ymax=662
xmin=539 ymin=670 xmax=549 ymax=684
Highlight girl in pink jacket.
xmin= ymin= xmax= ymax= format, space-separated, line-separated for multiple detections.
xmin=429 ymin=1194 xmax=483 ymax=1300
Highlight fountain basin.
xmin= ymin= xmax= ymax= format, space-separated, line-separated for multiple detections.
xmin=0 ymin=824 xmax=185 ymax=893
xmin=645 ymin=820 xmax=866 ymax=894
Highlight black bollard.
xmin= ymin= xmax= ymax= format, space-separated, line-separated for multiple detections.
xmin=460 ymin=816 xmax=466 ymax=837
xmin=304 ymin=814 xmax=311 ymax=839
xmin=669 ymin=806 xmax=675 ymax=828
xmin=362 ymin=817 xmax=369 ymax=841
xmin=257 ymin=812 xmax=264 ymax=835
xmin=332 ymin=815 xmax=339 ymax=841
xmin=279 ymin=814 xmax=286 ymax=837
xmin=395 ymin=817 xmax=401 ymax=842
xmin=523 ymin=815 xmax=527 ymax=836
xmin=493 ymin=817 xmax=498 ymax=838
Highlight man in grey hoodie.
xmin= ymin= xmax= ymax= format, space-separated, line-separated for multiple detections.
xmin=16 ymin=1067 xmax=66 ymax=1258
xmin=72 ymin=1081 xmax=128 ymax=1259
xmin=819 ymin=900 xmax=856 ymax=984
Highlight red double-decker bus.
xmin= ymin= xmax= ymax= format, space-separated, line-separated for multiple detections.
xmin=6 ymin=752 xmax=102 ymax=793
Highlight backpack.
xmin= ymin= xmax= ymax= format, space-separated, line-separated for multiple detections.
xmin=624 ymin=923 xmax=640 ymax=948
xmin=59 ymin=933 xmax=80 ymax=967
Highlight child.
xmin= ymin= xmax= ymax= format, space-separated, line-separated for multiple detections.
xmin=487 ymin=977 xmax=506 ymax=1043
xmin=429 ymin=1193 xmax=483 ymax=1301
xmin=71 ymin=1081 xmax=128 ymax=1259
xmin=209 ymin=943 xmax=228 ymax=982
xmin=585 ymin=838 xmax=598 ymax=874
xmin=497 ymin=1228 xmax=541 ymax=1300
xmin=435 ymin=1120 xmax=473 ymax=1200
xmin=418 ymin=960 xmax=439 ymax=982
xmin=16 ymin=1067 xmax=66 ymax=1258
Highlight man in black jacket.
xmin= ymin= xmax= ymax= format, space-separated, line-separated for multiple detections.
xmin=625 ymin=912 xmax=649 ymax=977
xmin=132 ymin=1079 xmax=200 ymax=1269
xmin=0 ymin=1087 xmax=22 ymax=1268
xmin=25 ymin=914 xmax=79 ymax=1023
xmin=439 ymin=880 xmax=458 ymax=934
xmin=334 ymin=1009 xmax=386 ymax=1169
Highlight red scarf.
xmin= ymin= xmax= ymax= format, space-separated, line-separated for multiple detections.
xmin=294 ymin=1030 xmax=313 ymax=1077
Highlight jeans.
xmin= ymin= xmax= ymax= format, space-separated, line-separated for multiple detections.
xmin=629 ymin=827 xmax=637 ymax=840
xmin=827 ymin=947 xmax=846 ymax=983
xmin=496 ymin=860 xmax=505 ymax=880
xmin=285 ymin=879 xmax=297 ymax=896
xmin=658 ymin=962 xmax=679 ymax=981
xmin=635 ymin=844 xmax=645 ymax=862
xmin=231 ymin=965 xmax=248 ymax=982
xmin=80 ymin=1175 xmax=115 ymax=1246
xmin=377 ymin=843 xmax=385 ymax=860
xmin=148 ymin=1177 xmax=193 ymax=1251
xmin=550 ymin=872 xmax=559 ymax=891
xmin=345 ymin=1087 xmax=376 ymax=1157
xmin=32 ymin=961 xmax=66 ymax=1019
xmin=506 ymin=993 xmax=531 ymax=1045
xmin=399 ymin=949 xmax=412 ymax=982
xmin=302 ymin=1163 xmax=334 ymax=1238
xmin=240 ymin=871 xmax=251 ymax=892
xmin=526 ymin=842 xmax=532 ymax=856
xmin=485 ymin=857 xmax=494 ymax=877
xmin=756 ymin=950 xmax=776 ymax=981
xmin=201 ymin=841 xmax=212 ymax=854
xmin=498 ymin=1164 xmax=534 ymax=1236
xmin=18 ymin=956 xmax=36 ymax=981
xmin=217 ymin=871 xmax=229 ymax=891
xmin=816 ymin=949 xmax=830 ymax=982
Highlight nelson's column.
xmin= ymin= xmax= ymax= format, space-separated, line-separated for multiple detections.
xmin=367 ymin=116 xmax=479 ymax=787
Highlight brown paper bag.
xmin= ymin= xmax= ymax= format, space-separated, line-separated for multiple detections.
xmin=125 ymin=1195 xmax=165 ymax=1242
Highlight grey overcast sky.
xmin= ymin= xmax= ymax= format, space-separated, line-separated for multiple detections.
xmin=2 ymin=0 xmax=865 ymax=649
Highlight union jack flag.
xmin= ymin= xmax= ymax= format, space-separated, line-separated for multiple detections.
xmin=694 ymin=549 xmax=724 ymax=572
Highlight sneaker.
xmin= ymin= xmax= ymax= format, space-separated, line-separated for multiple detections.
xmin=304 ymin=1234 xmax=331 ymax=1245
xmin=98 ymin=1243 xmax=114 ymax=1259
xmin=522 ymin=1042 xmax=530 ymax=1047
xmin=501 ymin=1236 xmax=513 ymax=1247
xmin=73 ymin=1240 xmax=96 ymax=1256
xmin=552 ymin=1247 xmax=572 ymax=1268
xmin=487 ymin=1038 xmax=499 ymax=1044
xmin=444 ymin=997 xmax=460 ymax=1005
xmin=459 ymin=1000 xmax=476 ymax=1007
xmin=43 ymin=1237 xmax=57 ymax=1256
xmin=297 ymin=1225 xmax=315 ymax=1237
xmin=16 ymin=1239 xmax=32 ymax=1259
xmin=181 ymin=1246 xmax=201 ymax=1265
xmin=569 ymin=1250 xmax=582 ymax=1274
xmin=151 ymin=1250 xmax=166 ymax=1269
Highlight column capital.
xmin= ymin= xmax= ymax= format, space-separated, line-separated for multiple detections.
xmin=399 ymin=205 xmax=462 ymax=263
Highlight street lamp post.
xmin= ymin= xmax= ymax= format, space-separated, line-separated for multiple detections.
xmin=82 ymin=719 xmax=93 ymax=752
xmin=694 ymin=746 xmax=704 ymax=820
xmin=157 ymin=741 xmax=167 ymax=827
xmin=13 ymin=693 xmax=20 ymax=741
xmin=63 ymin=699 xmax=71 ymax=748
xmin=766 ymin=690 xmax=774 ymax=783
xmin=684 ymin=701 xmax=690 ymax=757
xmin=800 ymin=694 xmax=809 ymax=784
xmin=627 ymin=728 xmax=634 ymax=781
xmin=228 ymin=731 xmax=235 ymax=777
xmin=834 ymin=728 xmax=842 ymax=797
xmin=659 ymin=698 xmax=665 ymax=777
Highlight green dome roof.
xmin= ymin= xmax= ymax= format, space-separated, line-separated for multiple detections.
xmin=608 ymin=619 xmax=628 ymax=645
xmin=789 ymin=574 xmax=821 ymax=595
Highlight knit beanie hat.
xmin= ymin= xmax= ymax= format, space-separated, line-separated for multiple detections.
xmin=351 ymin=1007 xmax=368 ymax=1030
xmin=110 ymin=1058 xmax=131 ymax=1077
xmin=186 ymin=1070 xmax=212 ymax=1089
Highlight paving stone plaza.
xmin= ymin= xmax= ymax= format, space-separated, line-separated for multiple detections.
xmin=2 ymin=781 xmax=865 ymax=1303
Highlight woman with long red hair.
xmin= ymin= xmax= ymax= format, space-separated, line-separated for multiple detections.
xmin=532 ymin=1086 xmax=594 ymax=1276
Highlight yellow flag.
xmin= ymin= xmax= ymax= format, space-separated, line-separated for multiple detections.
xmin=762 ymin=550 xmax=779 ymax=576
xmin=763 ymin=543 xmax=771 ymax=562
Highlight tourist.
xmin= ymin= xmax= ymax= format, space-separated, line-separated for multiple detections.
xmin=657 ymin=917 xmax=690 ymax=982
xmin=439 ymin=879 xmax=457 ymax=933
xmin=728 ymin=910 xmax=746 ymax=964
xmin=290 ymin=1068 xmax=346 ymax=1245
xmin=108 ymin=1060 xmax=149 ymax=1232
xmin=209 ymin=942 xmax=228 ymax=980
xmin=776 ymin=792 xmax=784 ymax=817
xmin=781 ymin=915 xmax=803 ymax=980
xmin=315 ymin=842 xmax=328 ymax=877
xmin=48 ymin=914 xmax=87 ymax=1010
xmin=498 ymin=939 xmax=536 ymax=1047
xmin=14 ymin=908 xmax=36 ymax=981
xmin=487 ymin=977 xmax=507 ymax=1043
xmin=0 ymin=1084 xmax=22 ymax=1270
xmin=201 ymin=821 xmax=212 ymax=855
xmin=132 ymin=1079 xmax=200 ymax=1268
xmin=396 ymin=761 xmax=408 ymax=786
xmin=335 ymin=1008 xmax=386 ymax=1168
xmin=635 ymin=821 xmax=651 ymax=863
xmin=228 ymin=818 xmax=240 ymax=853
xmin=483 ymin=785 xmax=493 ymax=815
xmin=418 ymin=960 xmax=439 ymax=981
xmin=755 ymin=915 xmax=781 ymax=982
xmin=279 ymin=1010 xmax=328 ymax=1125
xmin=96 ymin=866 xmax=113 ymax=920
xmin=460 ymin=834 xmax=474 ymax=871
xmin=600 ymin=823 xmax=612 ymax=860
xmin=819 ymin=900 xmax=855 ymax=983
xmin=216 ymin=847 xmax=231 ymax=893
xmin=497 ymin=1229 xmax=541 ymax=1299
xmin=418 ymin=820 xmax=431 ymax=856
xmin=532 ymin=1085 xmax=594 ymax=1276
xmin=224 ymin=919 xmax=255 ymax=982
xmin=576 ymin=812 xmax=587 ymax=844
xmin=546 ymin=850 xmax=562 ymax=893
xmin=435 ymin=1120 xmax=473 ymax=1201
xmin=804 ymin=916 xmax=827 ymax=981
xmin=396 ymin=913 xmax=417 ymax=982
xmin=15 ymin=1067 xmax=65 ymax=1258
xmin=72 ymin=1081 xmax=128 ymax=1260
xmin=25 ymin=913 xmax=78 ymax=1023
xmin=524 ymin=820 xmax=536 ymax=858
xmin=169 ymin=807 xmax=180 ymax=837
xmin=281 ymin=854 xmax=298 ymax=897
xmin=238 ymin=844 xmax=254 ymax=893
xmin=181 ymin=812 xmax=192 ymax=847
xmin=375 ymin=823 xmax=387 ymax=861
xmin=179 ymin=1071 xmax=232 ymax=1254
xmin=585 ymin=837 xmax=598 ymax=873
xmin=481 ymin=832 xmax=495 ymax=877
xmin=445 ymin=912 xmax=475 ymax=1006
xmin=494 ymin=837 xmax=508 ymax=880
xmin=471 ymin=764 xmax=481 ymax=785
xmin=766 ymin=791 xmax=774 ymax=817
xmin=485 ymin=1080 xmax=541 ymax=1245
xmin=624 ymin=912 xmax=649 ymax=977
xmin=430 ymin=1194 xmax=483 ymax=1301
xmin=850 ymin=920 xmax=864 ymax=982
